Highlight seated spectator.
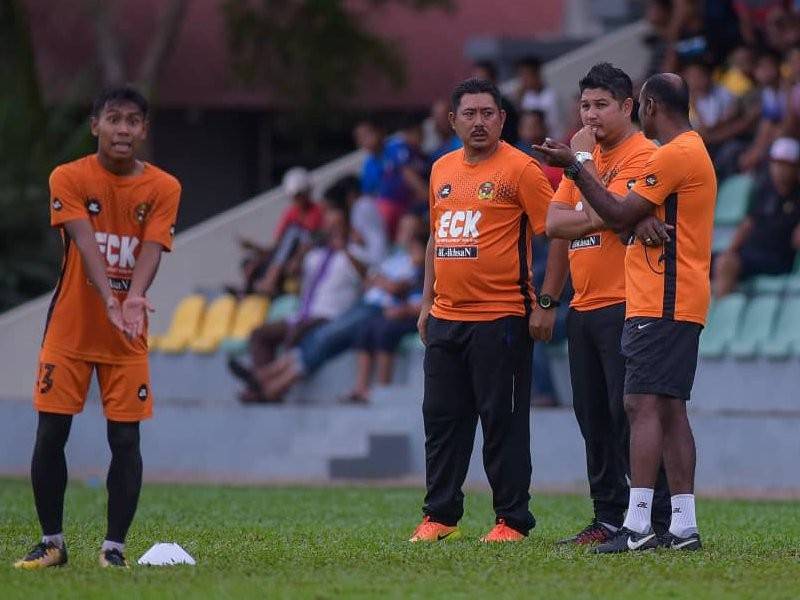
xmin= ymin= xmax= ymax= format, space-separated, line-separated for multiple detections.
xmin=718 ymin=45 xmax=756 ymax=98
xmin=515 ymin=57 xmax=561 ymax=140
xmin=353 ymin=120 xmax=386 ymax=197
xmin=471 ymin=60 xmax=519 ymax=144
xmin=256 ymin=215 xmax=425 ymax=402
xmin=713 ymin=137 xmax=800 ymax=297
xmin=342 ymin=230 xmax=428 ymax=403
xmin=427 ymin=99 xmax=462 ymax=163
xmin=515 ymin=110 xmax=562 ymax=190
xmin=229 ymin=194 xmax=363 ymax=403
xmin=325 ymin=174 xmax=388 ymax=272
xmin=237 ymin=167 xmax=324 ymax=297
xmin=684 ymin=60 xmax=736 ymax=132
xmin=736 ymin=49 xmax=787 ymax=172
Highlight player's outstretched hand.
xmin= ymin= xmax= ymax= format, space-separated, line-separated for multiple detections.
xmin=531 ymin=138 xmax=575 ymax=168
xmin=122 ymin=296 xmax=155 ymax=339
xmin=634 ymin=216 xmax=673 ymax=246
xmin=106 ymin=296 xmax=125 ymax=333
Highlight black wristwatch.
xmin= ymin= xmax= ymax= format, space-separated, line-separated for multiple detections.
xmin=537 ymin=294 xmax=561 ymax=309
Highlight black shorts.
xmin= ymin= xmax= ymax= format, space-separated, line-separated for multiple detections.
xmin=621 ymin=317 xmax=702 ymax=401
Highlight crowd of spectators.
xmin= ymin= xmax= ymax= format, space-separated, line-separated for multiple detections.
xmin=643 ymin=0 xmax=800 ymax=293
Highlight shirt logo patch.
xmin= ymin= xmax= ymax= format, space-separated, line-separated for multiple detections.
xmin=627 ymin=178 xmax=637 ymax=190
xmin=569 ymin=235 xmax=600 ymax=250
xmin=137 ymin=384 xmax=149 ymax=401
xmin=645 ymin=174 xmax=658 ymax=187
xmin=169 ymin=224 xmax=176 ymax=237
xmin=134 ymin=202 xmax=152 ymax=224
xmin=52 ymin=199 xmax=63 ymax=211
xmin=477 ymin=181 xmax=495 ymax=200
xmin=438 ymin=184 xmax=452 ymax=199
xmin=86 ymin=198 xmax=102 ymax=215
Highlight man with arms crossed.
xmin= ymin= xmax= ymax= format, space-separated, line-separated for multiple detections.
xmin=409 ymin=78 xmax=565 ymax=543
xmin=536 ymin=73 xmax=715 ymax=552
xmin=15 ymin=87 xmax=181 ymax=569
xmin=546 ymin=63 xmax=671 ymax=545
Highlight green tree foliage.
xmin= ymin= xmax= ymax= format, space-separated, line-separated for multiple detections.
xmin=0 ymin=0 xmax=93 ymax=311
xmin=222 ymin=0 xmax=452 ymax=112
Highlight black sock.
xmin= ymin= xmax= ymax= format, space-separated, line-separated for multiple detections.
xmin=31 ymin=412 xmax=73 ymax=537
xmin=105 ymin=420 xmax=143 ymax=544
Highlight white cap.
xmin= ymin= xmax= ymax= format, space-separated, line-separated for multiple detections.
xmin=769 ymin=137 xmax=800 ymax=163
xmin=282 ymin=167 xmax=312 ymax=196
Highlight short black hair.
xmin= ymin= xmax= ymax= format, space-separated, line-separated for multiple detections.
xmin=473 ymin=60 xmax=498 ymax=81
xmin=642 ymin=73 xmax=690 ymax=117
xmin=579 ymin=63 xmax=633 ymax=103
xmin=91 ymin=86 xmax=149 ymax=118
xmin=520 ymin=109 xmax=546 ymax=123
xmin=451 ymin=78 xmax=503 ymax=112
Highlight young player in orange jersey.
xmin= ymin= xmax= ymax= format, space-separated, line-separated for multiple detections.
xmin=14 ymin=87 xmax=181 ymax=569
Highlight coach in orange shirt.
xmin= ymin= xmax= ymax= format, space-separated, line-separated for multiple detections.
xmin=546 ymin=63 xmax=671 ymax=546
xmin=536 ymin=73 xmax=715 ymax=553
xmin=14 ymin=87 xmax=180 ymax=570
xmin=408 ymin=79 xmax=565 ymax=543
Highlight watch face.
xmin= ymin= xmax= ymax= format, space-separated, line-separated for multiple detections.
xmin=539 ymin=295 xmax=551 ymax=308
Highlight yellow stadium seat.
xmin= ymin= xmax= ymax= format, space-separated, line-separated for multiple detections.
xmin=156 ymin=294 xmax=207 ymax=354
xmin=188 ymin=294 xmax=237 ymax=353
xmin=229 ymin=295 xmax=270 ymax=341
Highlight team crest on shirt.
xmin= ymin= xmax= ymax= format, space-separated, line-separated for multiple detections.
xmin=137 ymin=384 xmax=149 ymax=402
xmin=627 ymin=178 xmax=637 ymax=190
xmin=645 ymin=174 xmax=658 ymax=187
xmin=133 ymin=202 xmax=152 ymax=224
xmin=169 ymin=224 xmax=176 ymax=237
xmin=52 ymin=198 xmax=63 ymax=211
xmin=85 ymin=198 xmax=102 ymax=216
xmin=477 ymin=181 xmax=495 ymax=200
xmin=438 ymin=183 xmax=452 ymax=199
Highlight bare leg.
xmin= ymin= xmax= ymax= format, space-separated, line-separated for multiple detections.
xmin=262 ymin=356 xmax=303 ymax=401
xmin=624 ymin=394 xmax=663 ymax=488
xmin=659 ymin=397 xmax=696 ymax=494
xmin=352 ymin=351 xmax=373 ymax=398
xmin=712 ymin=251 xmax=741 ymax=298
xmin=375 ymin=352 xmax=395 ymax=385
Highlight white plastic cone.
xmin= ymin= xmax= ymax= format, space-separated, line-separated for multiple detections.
xmin=137 ymin=542 xmax=196 ymax=566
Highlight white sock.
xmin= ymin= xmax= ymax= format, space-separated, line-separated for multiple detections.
xmin=42 ymin=533 xmax=64 ymax=548
xmin=622 ymin=488 xmax=654 ymax=534
xmin=669 ymin=494 xmax=698 ymax=537
xmin=102 ymin=540 xmax=125 ymax=554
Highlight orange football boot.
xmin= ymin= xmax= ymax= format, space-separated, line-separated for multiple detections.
xmin=480 ymin=519 xmax=526 ymax=542
xmin=409 ymin=516 xmax=462 ymax=542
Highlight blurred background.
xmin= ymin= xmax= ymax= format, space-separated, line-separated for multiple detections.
xmin=1 ymin=0 xmax=798 ymax=494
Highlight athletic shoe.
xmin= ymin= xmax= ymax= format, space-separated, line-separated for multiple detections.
xmin=13 ymin=541 xmax=68 ymax=569
xmin=408 ymin=516 xmax=461 ymax=542
xmin=480 ymin=519 xmax=525 ymax=543
xmin=99 ymin=548 xmax=129 ymax=568
xmin=556 ymin=520 xmax=616 ymax=545
xmin=660 ymin=531 xmax=702 ymax=551
xmin=592 ymin=527 xmax=659 ymax=554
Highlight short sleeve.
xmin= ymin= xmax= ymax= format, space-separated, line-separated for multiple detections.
xmin=606 ymin=149 xmax=654 ymax=197
xmin=551 ymin=174 xmax=579 ymax=207
xmin=49 ymin=166 xmax=87 ymax=226
xmin=518 ymin=162 xmax=553 ymax=235
xmin=143 ymin=177 xmax=181 ymax=251
xmin=630 ymin=144 xmax=685 ymax=206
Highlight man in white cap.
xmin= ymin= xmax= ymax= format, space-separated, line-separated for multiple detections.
xmin=713 ymin=136 xmax=800 ymax=297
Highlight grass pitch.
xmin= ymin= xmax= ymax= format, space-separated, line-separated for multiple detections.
xmin=0 ymin=478 xmax=798 ymax=599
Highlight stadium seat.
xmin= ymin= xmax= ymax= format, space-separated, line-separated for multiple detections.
xmin=711 ymin=226 xmax=736 ymax=254
xmin=189 ymin=294 xmax=237 ymax=353
xmin=267 ymin=294 xmax=299 ymax=322
xmin=714 ymin=174 xmax=752 ymax=226
xmin=748 ymin=274 xmax=789 ymax=294
xmin=219 ymin=295 xmax=270 ymax=354
xmin=699 ymin=293 xmax=746 ymax=358
xmin=728 ymin=294 xmax=781 ymax=359
xmin=761 ymin=297 xmax=800 ymax=359
xmin=155 ymin=294 xmax=207 ymax=354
